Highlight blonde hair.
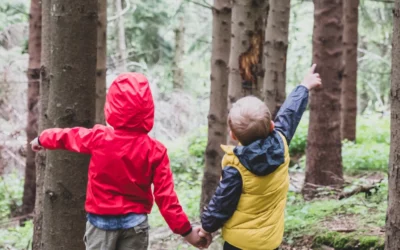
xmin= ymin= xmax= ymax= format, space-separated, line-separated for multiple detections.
xmin=228 ymin=96 xmax=271 ymax=146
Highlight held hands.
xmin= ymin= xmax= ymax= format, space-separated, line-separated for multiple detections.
xmin=301 ymin=64 xmax=322 ymax=90
xmin=184 ymin=226 xmax=212 ymax=249
xmin=30 ymin=137 xmax=43 ymax=152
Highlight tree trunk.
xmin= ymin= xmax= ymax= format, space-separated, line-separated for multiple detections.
xmin=263 ymin=0 xmax=290 ymax=118
xmin=385 ymin=1 xmax=400 ymax=248
xmin=227 ymin=0 xmax=268 ymax=145
xmin=228 ymin=0 xmax=268 ymax=105
xmin=173 ymin=14 xmax=185 ymax=89
xmin=200 ymin=0 xmax=231 ymax=213
xmin=32 ymin=0 xmax=49 ymax=248
xmin=22 ymin=0 xmax=41 ymax=218
xmin=40 ymin=1 xmax=97 ymax=249
xmin=340 ymin=0 xmax=358 ymax=141
xmin=96 ymin=0 xmax=107 ymax=124
xmin=116 ymin=0 xmax=127 ymax=72
xmin=303 ymin=0 xmax=344 ymax=199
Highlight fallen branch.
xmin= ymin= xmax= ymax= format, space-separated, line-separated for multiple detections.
xmin=338 ymin=180 xmax=383 ymax=200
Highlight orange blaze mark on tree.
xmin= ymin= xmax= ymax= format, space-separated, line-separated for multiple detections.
xmin=239 ymin=19 xmax=264 ymax=90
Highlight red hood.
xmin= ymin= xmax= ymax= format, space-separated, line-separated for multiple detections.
xmin=104 ymin=73 xmax=154 ymax=132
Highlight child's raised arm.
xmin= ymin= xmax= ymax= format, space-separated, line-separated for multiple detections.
xmin=32 ymin=126 xmax=103 ymax=154
xmin=274 ymin=64 xmax=321 ymax=144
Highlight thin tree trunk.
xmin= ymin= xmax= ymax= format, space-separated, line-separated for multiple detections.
xmin=41 ymin=1 xmax=97 ymax=249
xmin=22 ymin=0 xmax=41 ymax=218
xmin=385 ymin=1 xmax=400 ymax=248
xmin=341 ymin=0 xmax=358 ymax=141
xmin=96 ymin=0 xmax=107 ymax=124
xmin=228 ymin=0 xmax=268 ymax=105
xmin=303 ymin=0 xmax=344 ymax=199
xmin=116 ymin=0 xmax=127 ymax=72
xmin=200 ymin=0 xmax=231 ymax=213
xmin=263 ymin=0 xmax=290 ymax=118
xmin=32 ymin=0 xmax=49 ymax=248
xmin=173 ymin=15 xmax=185 ymax=89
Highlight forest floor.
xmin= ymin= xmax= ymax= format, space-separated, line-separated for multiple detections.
xmin=147 ymin=171 xmax=386 ymax=250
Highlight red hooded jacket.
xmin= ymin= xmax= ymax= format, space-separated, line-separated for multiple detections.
xmin=39 ymin=73 xmax=191 ymax=235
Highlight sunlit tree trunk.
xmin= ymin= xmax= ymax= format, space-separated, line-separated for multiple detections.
xmin=341 ymin=0 xmax=359 ymax=141
xmin=200 ymin=0 xmax=231 ymax=212
xmin=263 ymin=0 xmax=290 ymax=118
xmin=40 ymin=0 xmax=97 ymax=249
xmin=116 ymin=0 xmax=127 ymax=72
xmin=303 ymin=0 xmax=344 ymax=199
xmin=385 ymin=1 xmax=400 ymax=248
xmin=22 ymin=0 xmax=41 ymax=218
xmin=96 ymin=0 xmax=107 ymax=124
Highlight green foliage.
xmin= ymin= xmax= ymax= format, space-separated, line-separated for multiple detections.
xmin=289 ymin=115 xmax=308 ymax=156
xmin=0 ymin=173 xmax=23 ymax=219
xmin=168 ymin=127 xmax=207 ymax=187
xmin=0 ymin=173 xmax=32 ymax=250
xmin=285 ymin=179 xmax=387 ymax=247
xmin=0 ymin=0 xmax=28 ymax=31
xmin=342 ymin=141 xmax=389 ymax=174
xmin=314 ymin=232 xmax=384 ymax=250
xmin=0 ymin=220 xmax=33 ymax=250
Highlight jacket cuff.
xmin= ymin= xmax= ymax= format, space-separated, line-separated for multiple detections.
xmin=37 ymin=136 xmax=42 ymax=146
xmin=181 ymin=227 xmax=192 ymax=237
xmin=298 ymin=84 xmax=309 ymax=93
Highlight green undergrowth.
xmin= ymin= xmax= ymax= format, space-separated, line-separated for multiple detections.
xmin=289 ymin=113 xmax=389 ymax=175
xmin=314 ymin=232 xmax=384 ymax=250
xmin=284 ymin=179 xmax=387 ymax=249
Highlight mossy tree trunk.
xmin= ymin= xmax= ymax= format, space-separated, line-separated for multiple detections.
xmin=40 ymin=1 xmax=97 ymax=249
xmin=200 ymin=0 xmax=231 ymax=213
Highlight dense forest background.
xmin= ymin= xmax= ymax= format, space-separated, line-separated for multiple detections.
xmin=0 ymin=0 xmax=395 ymax=249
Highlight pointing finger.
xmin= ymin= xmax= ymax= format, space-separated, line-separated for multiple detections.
xmin=309 ymin=64 xmax=317 ymax=74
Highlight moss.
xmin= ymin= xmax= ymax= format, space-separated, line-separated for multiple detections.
xmin=314 ymin=232 xmax=384 ymax=250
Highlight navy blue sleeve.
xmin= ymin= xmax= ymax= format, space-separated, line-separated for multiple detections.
xmin=201 ymin=167 xmax=242 ymax=233
xmin=274 ymin=85 xmax=309 ymax=144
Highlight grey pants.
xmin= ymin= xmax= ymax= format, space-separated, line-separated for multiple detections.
xmin=84 ymin=219 xmax=149 ymax=250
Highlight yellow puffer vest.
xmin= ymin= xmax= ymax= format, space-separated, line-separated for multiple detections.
xmin=221 ymin=132 xmax=290 ymax=250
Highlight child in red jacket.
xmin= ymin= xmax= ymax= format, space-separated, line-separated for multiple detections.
xmin=31 ymin=73 xmax=210 ymax=250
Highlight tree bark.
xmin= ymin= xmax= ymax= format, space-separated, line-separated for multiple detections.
xmin=22 ymin=0 xmax=41 ymax=218
xmin=385 ymin=1 xmax=400 ymax=248
xmin=96 ymin=0 xmax=107 ymax=124
xmin=40 ymin=1 xmax=97 ymax=249
xmin=227 ymin=0 xmax=268 ymax=105
xmin=173 ymin=14 xmax=185 ymax=89
xmin=115 ymin=0 xmax=127 ymax=72
xmin=263 ymin=0 xmax=290 ymax=118
xmin=32 ymin=0 xmax=49 ymax=248
xmin=303 ymin=0 xmax=344 ymax=199
xmin=200 ymin=0 xmax=231 ymax=213
xmin=340 ymin=0 xmax=358 ymax=141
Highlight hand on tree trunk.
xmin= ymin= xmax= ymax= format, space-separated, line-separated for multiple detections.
xmin=301 ymin=64 xmax=322 ymax=90
xmin=30 ymin=137 xmax=42 ymax=152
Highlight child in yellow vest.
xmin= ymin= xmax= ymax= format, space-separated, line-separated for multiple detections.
xmin=199 ymin=65 xmax=321 ymax=250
